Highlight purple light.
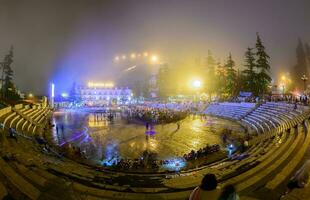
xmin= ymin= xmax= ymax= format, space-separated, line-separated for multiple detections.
xmin=59 ymin=126 xmax=88 ymax=146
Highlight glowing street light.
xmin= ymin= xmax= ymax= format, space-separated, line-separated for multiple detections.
xmin=114 ymin=56 xmax=120 ymax=61
xmin=150 ymin=55 xmax=159 ymax=63
xmin=280 ymin=83 xmax=285 ymax=94
xmin=192 ymin=80 xmax=202 ymax=89
xmin=130 ymin=53 xmax=136 ymax=59
xmin=61 ymin=92 xmax=69 ymax=98
xmin=301 ymin=74 xmax=308 ymax=92
xmin=281 ymin=75 xmax=286 ymax=81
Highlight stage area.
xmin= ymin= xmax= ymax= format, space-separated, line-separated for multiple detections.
xmin=50 ymin=109 xmax=245 ymax=170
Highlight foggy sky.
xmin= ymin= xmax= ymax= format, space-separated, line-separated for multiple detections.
xmin=0 ymin=0 xmax=309 ymax=95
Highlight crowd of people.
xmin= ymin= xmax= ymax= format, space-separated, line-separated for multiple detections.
xmin=183 ymin=144 xmax=220 ymax=161
xmin=124 ymin=106 xmax=189 ymax=124
xmin=99 ymin=143 xmax=222 ymax=172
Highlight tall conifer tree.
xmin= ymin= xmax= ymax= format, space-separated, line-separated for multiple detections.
xmin=292 ymin=39 xmax=308 ymax=90
xmin=224 ymin=53 xmax=237 ymax=96
xmin=255 ymin=33 xmax=271 ymax=95
xmin=242 ymin=47 xmax=257 ymax=94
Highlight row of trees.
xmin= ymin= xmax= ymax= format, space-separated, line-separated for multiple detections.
xmin=157 ymin=33 xmax=272 ymax=99
xmin=0 ymin=47 xmax=20 ymax=101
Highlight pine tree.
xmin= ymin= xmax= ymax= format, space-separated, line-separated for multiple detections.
xmin=215 ymin=61 xmax=226 ymax=95
xmin=305 ymin=43 xmax=310 ymax=74
xmin=292 ymin=38 xmax=308 ymax=90
xmin=1 ymin=46 xmax=17 ymax=99
xmin=69 ymin=82 xmax=81 ymax=102
xmin=1 ymin=47 xmax=14 ymax=98
xmin=224 ymin=53 xmax=237 ymax=96
xmin=205 ymin=50 xmax=216 ymax=97
xmin=255 ymin=33 xmax=272 ymax=95
xmin=242 ymin=47 xmax=257 ymax=94
xmin=156 ymin=65 xmax=172 ymax=99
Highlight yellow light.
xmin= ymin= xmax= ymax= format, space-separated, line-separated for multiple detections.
xmin=143 ymin=52 xmax=148 ymax=57
xmin=150 ymin=55 xmax=158 ymax=63
xmin=28 ymin=93 xmax=33 ymax=98
xmin=192 ymin=80 xmax=202 ymax=89
xmin=87 ymin=82 xmax=114 ymax=88
xmin=122 ymin=55 xmax=126 ymax=60
xmin=281 ymin=75 xmax=286 ymax=81
xmin=130 ymin=53 xmax=136 ymax=59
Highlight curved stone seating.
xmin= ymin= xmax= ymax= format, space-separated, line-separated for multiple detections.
xmin=0 ymin=181 xmax=8 ymax=199
xmin=225 ymin=125 xmax=304 ymax=192
xmin=217 ymin=132 xmax=289 ymax=180
xmin=241 ymin=102 xmax=309 ymax=135
xmin=3 ymin=112 xmax=17 ymax=128
xmin=0 ymin=102 xmax=309 ymax=199
xmin=0 ymin=157 xmax=41 ymax=199
xmin=205 ymin=102 xmax=255 ymax=120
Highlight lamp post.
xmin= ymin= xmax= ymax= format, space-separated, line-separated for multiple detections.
xmin=301 ymin=74 xmax=308 ymax=93
xmin=191 ymin=79 xmax=202 ymax=102
xmin=279 ymin=82 xmax=285 ymax=96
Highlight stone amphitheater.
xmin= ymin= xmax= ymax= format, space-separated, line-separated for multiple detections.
xmin=0 ymin=102 xmax=310 ymax=200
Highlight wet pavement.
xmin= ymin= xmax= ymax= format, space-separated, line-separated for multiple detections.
xmin=51 ymin=109 xmax=245 ymax=163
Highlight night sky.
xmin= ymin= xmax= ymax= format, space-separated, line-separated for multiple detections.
xmin=0 ymin=0 xmax=309 ymax=95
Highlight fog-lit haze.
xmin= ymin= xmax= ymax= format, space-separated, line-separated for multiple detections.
xmin=0 ymin=0 xmax=309 ymax=95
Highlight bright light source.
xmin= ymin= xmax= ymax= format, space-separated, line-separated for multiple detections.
xmin=28 ymin=93 xmax=33 ymax=98
xmin=51 ymin=83 xmax=55 ymax=98
xmin=88 ymin=82 xmax=114 ymax=88
xmin=150 ymin=55 xmax=158 ymax=63
xmin=61 ymin=92 xmax=69 ymax=98
xmin=122 ymin=55 xmax=126 ymax=60
xmin=143 ymin=52 xmax=148 ymax=57
xmin=281 ymin=75 xmax=286 ymax=81
xmin=114 ymin=56 xmax=120 ymax=61
xmin=192 ymin=80 xmax=202 ymax=89
xmin=130 ymin=53 xmax=136 ymax=59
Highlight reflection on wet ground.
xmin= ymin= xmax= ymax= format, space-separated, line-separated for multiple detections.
xmin=51 ymin=110 xmax=244 ymax=163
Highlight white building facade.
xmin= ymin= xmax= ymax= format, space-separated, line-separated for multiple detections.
xmin=77 ymin=82 xmax=132 ymax=106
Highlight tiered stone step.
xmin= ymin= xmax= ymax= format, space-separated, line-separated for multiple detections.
xmin=0 ymin=180 xmax=8 ymax=199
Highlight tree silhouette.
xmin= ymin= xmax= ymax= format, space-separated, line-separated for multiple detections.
xmin=255 ymin=33 xmax=272 ymax=95
xmin=291 ymin=39 xmax=308 ymax=90
xmin=224 ymin=53 xmax=237 ymax=96
xmin=305 ymin=42 xmax=310 ymax=74
xmin=242 ymin=47 xmax=257 ymax=94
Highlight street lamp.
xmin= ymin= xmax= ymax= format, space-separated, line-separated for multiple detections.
xmin=150 ymin=55 xmax=159 ymax=63
xmin=191 ymin=79 xmax=202 ymax=102
xmin=130 ymin=53 xmax=136 ymax=59
xmin=281 ymin=75 xmax=286 ymax=81
xmin=280 ymin=83 xmax=285 ymax=95
xmin=301 ymin=74 xmax=308 ymax=92
xmin=192 ymin=80 xmax=202 ymax=89
xmin=114 ymin=56 xmax=120 ymax=62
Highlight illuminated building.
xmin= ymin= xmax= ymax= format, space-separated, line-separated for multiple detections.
xmin=77 ymin=82 xmax=132 ymax=106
